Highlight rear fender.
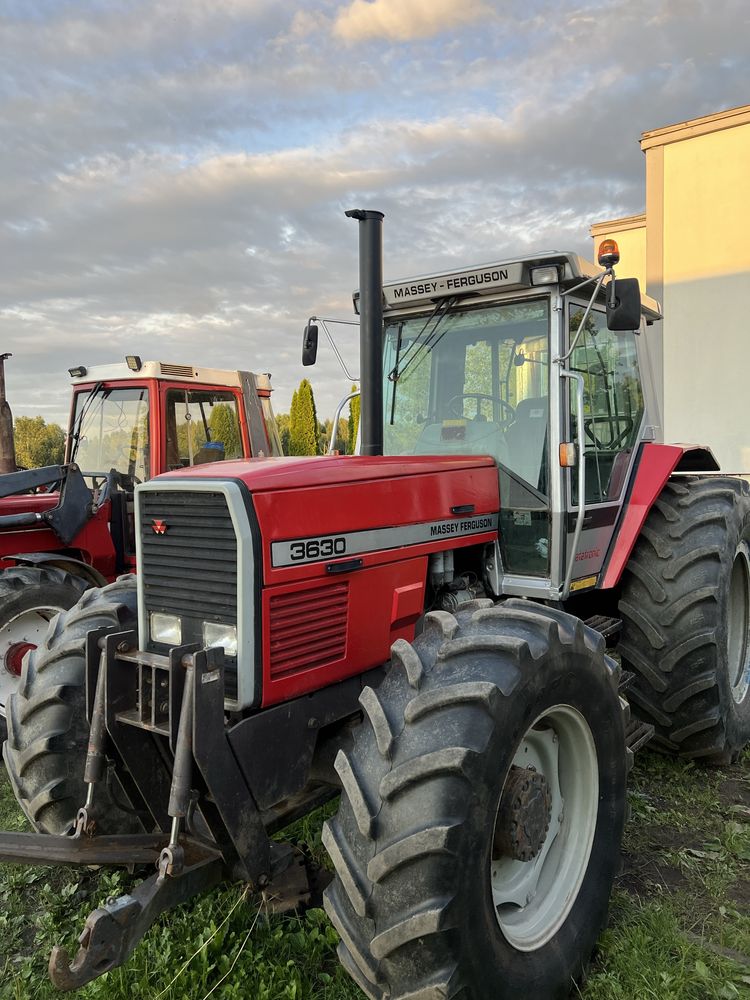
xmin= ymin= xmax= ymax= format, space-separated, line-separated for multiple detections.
xmin=599 ymin=443 xmax=720 ymax=590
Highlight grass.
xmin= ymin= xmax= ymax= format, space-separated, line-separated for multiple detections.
xmin=0 ymin=750 xmax=748 ymax=1000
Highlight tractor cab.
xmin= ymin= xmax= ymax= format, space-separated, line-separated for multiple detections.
xmin=374 ymin=247 xmax=662 ymax=600
xmin=67 ymin=358 xmax=281 ymax=487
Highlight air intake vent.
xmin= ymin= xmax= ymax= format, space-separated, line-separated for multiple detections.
xmin=159 ymin=363 xmax=196 ymax=378
xmin=268 ymin=582 xmax=349 ymax=678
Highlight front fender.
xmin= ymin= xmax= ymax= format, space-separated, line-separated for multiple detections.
xmin=599 ymin=443 xmax=720 ymax=590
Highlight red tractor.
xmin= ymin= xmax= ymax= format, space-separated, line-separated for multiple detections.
xmin=0 ymin=214 xmax=748 ymax=1000
xmin=0 ymin=357 xmax=280 ymax=723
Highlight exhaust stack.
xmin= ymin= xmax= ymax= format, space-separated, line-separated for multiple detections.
xmin=0 ymin=354 xmax=16 ymax=474
xmin=345 ymin=209 xmax=384 ymax=457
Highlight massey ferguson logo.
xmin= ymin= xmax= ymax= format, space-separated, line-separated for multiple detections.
xmin=152 ymin=519 xmax=168 ymax=535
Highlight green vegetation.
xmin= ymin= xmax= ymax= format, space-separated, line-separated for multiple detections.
xmin=347 ymin=388 xmax=359 ymax=455
xmin=12 ymin=417 xmax=65 ymax=469
xmin=275 ymin=412 xmax=291 ymax=455
xmin=289 ymin=379 xmax=319 ymax=456
xmin=0 ymin=749 xmax=748 ymax=999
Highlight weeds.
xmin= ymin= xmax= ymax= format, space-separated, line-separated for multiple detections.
xmin=0 ymin=749 xmax=748 ymax=999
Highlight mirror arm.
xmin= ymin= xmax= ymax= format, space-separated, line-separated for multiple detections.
xmin=308 ymin=316 xmax=360 ymax=382
xmin=328 ymin=390 xmax=360 ymax=454
xmin=554 ymin=271 xmax=607 ymax=365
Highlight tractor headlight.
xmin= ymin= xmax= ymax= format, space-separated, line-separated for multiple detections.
xmin=203 ymin=622 xmax=238 ymax=657
xmin=150 ymin=612 xmax=182 ymax=646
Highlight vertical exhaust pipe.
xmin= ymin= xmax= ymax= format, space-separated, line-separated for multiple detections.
xmin=345 ymin=209 xmax=384 ymax=457
xmin=0 ymin=354 xmax=16 ymax=474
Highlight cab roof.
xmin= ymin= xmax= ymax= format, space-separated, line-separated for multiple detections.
xmin=373 ymin=250 xmax=662 ymax=322
xmin=69 ymin=360 xmax=273 ymax=391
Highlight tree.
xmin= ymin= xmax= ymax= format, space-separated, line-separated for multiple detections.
xmin=208 ymin=404 xmax=241 ymax=459
xmin=347 ymin=386 xmax=360 ymax=454
xmin=275 ymin=412 xmax=291 ymax=456
xmin=319 ymin=417 xmax=349 ymax=455
xmin=288 ymin=389 xmax=299 ymax=455
xmin=289 ymin=380 xmax=319 ymax=456
xmin=13 ymin=416 xmax=65 ymax=469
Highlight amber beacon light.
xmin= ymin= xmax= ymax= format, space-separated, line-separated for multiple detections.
xmin=597 ymin=239 xmax=620 ymax=268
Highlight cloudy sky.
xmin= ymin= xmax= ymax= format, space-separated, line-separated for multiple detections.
xmin=1 ymin=0 xmax=748 ymax=424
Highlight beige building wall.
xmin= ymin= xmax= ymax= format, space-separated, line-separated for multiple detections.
xmin=590 ymin=215 xmax=647 ymax=289
xmin=591 ymin=104 xmax=750 ymax=471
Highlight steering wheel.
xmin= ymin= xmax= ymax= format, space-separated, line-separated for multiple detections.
xmin=447 ymin=393 xmax=516 ymax=430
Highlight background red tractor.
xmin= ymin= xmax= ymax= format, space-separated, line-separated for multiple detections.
xmin=0 ymin=356 xmax=280 ymax=726
xmin=0 ymin=214 xmax=747 ymax=999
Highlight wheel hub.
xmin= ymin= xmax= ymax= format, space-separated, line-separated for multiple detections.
xmin=5 ymin=641 xmax=35 ymax=677
xmin=494 ymin=765 xmax=552 ymax=862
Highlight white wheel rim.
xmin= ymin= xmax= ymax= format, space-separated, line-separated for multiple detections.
xmin=0 ymin=607 xmax=57 ymax=713
xmin=728 ymin=541 xmax=750 ymax=705
xmin=491 ymin=704 xmax=599 ymax=951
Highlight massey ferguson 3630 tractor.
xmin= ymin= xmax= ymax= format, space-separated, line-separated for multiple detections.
xmin=0 ymin=359 xmax=280 ymax=723
xmin=1 ymin=212 xmax=749 ymax=999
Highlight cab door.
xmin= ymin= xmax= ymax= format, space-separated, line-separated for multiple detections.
xmin=562 ymin=300 xmax=646 ymax=590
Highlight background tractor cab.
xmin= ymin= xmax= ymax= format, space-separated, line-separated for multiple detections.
xmin=363 ymin=242 xmax=677 ymax=602
xmin=67 ymin=358 xmax=280 ymax=488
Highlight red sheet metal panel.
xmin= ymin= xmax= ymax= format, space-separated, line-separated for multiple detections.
xmin=600 ymin=443 xmax=685 ymax=590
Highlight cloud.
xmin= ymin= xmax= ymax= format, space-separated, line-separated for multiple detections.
xmin=1 ymin=0 xmax=749 ymax=427
xmin=333 ymin=0 xmax=491 ymax=42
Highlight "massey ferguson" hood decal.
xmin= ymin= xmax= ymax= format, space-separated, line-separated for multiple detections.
xmin=271 ymin=514 xmax=498 ymax=567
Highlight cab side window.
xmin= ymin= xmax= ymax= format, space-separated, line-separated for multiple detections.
xmin=568 ymin=306 xmax=644 ymax=504
xmin=165 ymin=390 xmax=243 ymax=469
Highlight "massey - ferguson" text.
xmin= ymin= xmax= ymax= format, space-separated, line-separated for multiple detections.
xmin=430 ymin=516 xmax=495 ymax=537
xmin=392 ymin=269 xmax=510 ymax=300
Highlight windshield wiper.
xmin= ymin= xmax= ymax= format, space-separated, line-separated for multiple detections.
xmin=389 ymin=296 xmax=457 ymax=385
xmin=69 ymin=383 xmax=105 ymax=464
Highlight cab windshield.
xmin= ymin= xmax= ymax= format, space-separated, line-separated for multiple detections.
xmin=383 ymin=299 xmax=550 ymax=494
xmin=70 ymin=386 xmax=149 ymax=483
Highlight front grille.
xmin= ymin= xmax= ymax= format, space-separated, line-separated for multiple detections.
xmin=268 ymin=581 xmax=348 ymax=678
xmin=139 ymin=490 xmax=238 ymax=695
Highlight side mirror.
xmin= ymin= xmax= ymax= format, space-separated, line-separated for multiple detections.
xmin=302 ymin=323 xmax=319 ymax=366
xmin=606 ymin=278 xmax=641 ymax=331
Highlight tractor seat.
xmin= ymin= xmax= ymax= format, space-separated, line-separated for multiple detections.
xmin=503 ymin=397 xmax=548 ymax=492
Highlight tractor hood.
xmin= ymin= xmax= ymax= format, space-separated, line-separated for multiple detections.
xmin=156 ymin=454 xmax=501 ymax=585
xmin=139 ymin=454 xmax=501 ymax=709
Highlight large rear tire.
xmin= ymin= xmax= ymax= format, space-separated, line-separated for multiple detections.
xmin=0 ymin=566 xmax=89 ymax=724
xmin=3 ymin=577 xmax=137 ymax=835
xmin=619 ymin=477 xmax=750 ymax=761
xmin=323 ymin=600 xmax=628 ymax=1000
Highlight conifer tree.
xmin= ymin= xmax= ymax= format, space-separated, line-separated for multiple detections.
xmin=289 ymin=380 xmax=319 ymax=456
xmin=208 ymin=404 xmax=241 ymax=459
xmin=288 ymin=389 xmax=300 ymax=455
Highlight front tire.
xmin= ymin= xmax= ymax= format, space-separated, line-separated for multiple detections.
xmin=323 ymin=600 xmax=628 ymax=1000
xmin=3 ymin=577 xmax=137 ymax=835
xmin=619 ymin=476 xmax=750 ymax=761
xmin=0 ymin=566 xmax=89 ymax=724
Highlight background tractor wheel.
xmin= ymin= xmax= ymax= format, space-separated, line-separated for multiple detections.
xmin=323 ymin=599 xmax=628 ymax=1000
xmin=3 ymin=576 xmax=138 ymax=835
xmin=0 ymin=565 xmax=89 ymax=736
xmin=619 ymin=476 xmax=750 ymax=761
